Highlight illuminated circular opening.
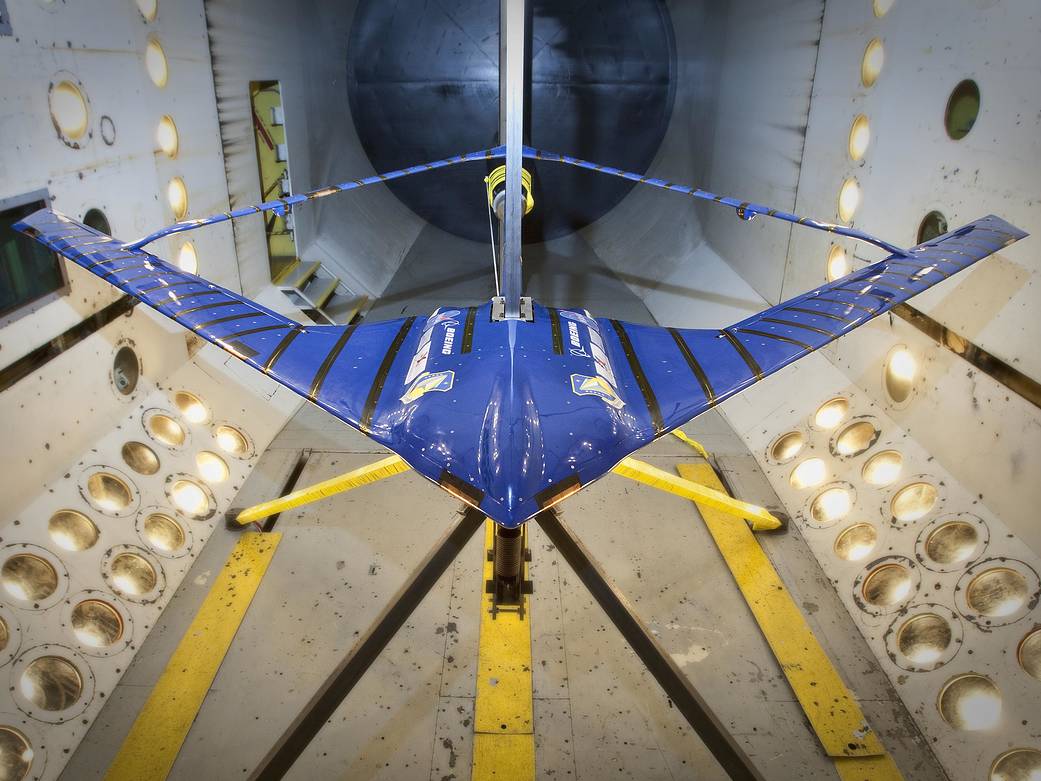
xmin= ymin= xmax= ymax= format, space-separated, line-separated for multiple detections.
xmin=862 ymin=563 xmax=912 ymax=607
xmin=826 ymin=245 xmax=850 ymax=281
xmin=174 ymin=391 xmax=209 ymax=424
xmin=1017 ymin=628 xmax=1041 ymax=681
xmin=110 ymin=553 xmax=157 ymax=596
xmin=814 ymin=398 xmax=849 ymax=430
xmin=917 ymin=211 xmax=948 ymax=245
xmin=838 ymin=178 xmax=861 ymax=223
xmin=861 ymin=38 xmax=884 ymax=88
xmin=770 ymin=431 xmax=804 ymax=462
xmin=136 ymin=0 xmax=158 ymax=22
xmin=177 ymin=242 xmax=198 ymax=274
xmin=0 ymin=619 xmax=7 ymax=652
xmin=20 ymin=656 xmax=82 ymax=712
xmin=48 ymin=510 xmax=99 ymax=552
xmin=145 ymin=38 xmax=168 ymax=88
xmin=891 ymin=482 xmax=937 ymax=523
xmin=945 ymin=79 xmax=980 ymax=141
xmin=71 ymin=599 xmax=123 ymax=648
xmin=810 ymin=487 xmax=851 ymax=526
xmin=86 ymin=472 xmax=132 ymax=513
xmin=896 ymin=613 xmax=952 ymax=665
xmin=0 ymin=726 xmax=33 ymax=780
xmin=938 ymin=674 xmax=1001 ymax=731
xmin=885 ymin=346 xmax=919 ymax=400
xmin=991 ymin=749 xmax=1041 ymax=781
xmin=196 ymin=452 xmax=228 ymax=483
xmin=790 ymin=458 xmax=827 ymax=490
xmin=83 ymin=208 xmax=111 ymax=234
xmin=215 ymin=425 xmax=249 ymax=456
xmin=171 ymin=480 xmax=209 ymax=515
xmin=143 ymin=514 xmax=185 ymax=552
xmin=2 ymin=555 xmax=58 ymax=602
xmin=872 ymin=0 xmax=895 ymax=17
xmin=834 ymin=523 xmax=877 ymax=562
xmin=862 ymin=450 xmax=902 ymax=487
xmin=147 ymin=414 xmax=185 ymax=447
xmin=848 ymin=115 xmax=870 ymax=161
xmin=966 ymin=568 xmax=1028 ymax=618
xmin=156 ymin=115 xmax=178 ymax=158
xmin=121 ymin=441 xmax=160 ymax=475
xmin=49 ymin=80 xmax=88 ymax=140
xmin=834 ymin=420 xmax=878 ymax=456
xmin=112 ymin=345 xmax=139 ymax=396
xmin=167 ymin=177 xmax=188 ymax=220
xmin=925 ymin=521 xmax=979 ymax=566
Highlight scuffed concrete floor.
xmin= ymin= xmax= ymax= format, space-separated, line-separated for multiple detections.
xmin=61 ymin=238 xmax=945 ymax=779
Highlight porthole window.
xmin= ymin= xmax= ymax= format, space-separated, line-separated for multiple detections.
xmin=862 ymin=450 xmax=902 ymax=487
xmin=167 ymin=177 xmax=188 ymax=220
xmin=884 ymin=346 xmax=916 ymax=404
xmin=966 ymin=568 xmax=1029 ymax=618
xmin=917 ymin=211 xmax=948 ymax=244
xmin=848 ymin=115 xmax=870 ymax=161
xmin=832 ymin=420 xmax=879 ymax=457
xmin=838 ymin=178 xmax=861 ymax=223
xmin=945 ymin=79 xmax=980 ymax=140
xmin=814 ymin=398 xmax=849 ymax=430
xmin=861 ymin=39 xmax=884 ymax=88
xmin=112 ymin=345 xmax=140 ymax=396
xmin=121 ymin=441 xmax=160 ymax=475
xmin=177 ymin=241 xmax=198 ymax=274
xmin=924 ymin=520 xmax=979 ymax=566
xmin=196 ymin=451 xmax=229 ymax=483
xmin=145 ymin=37 xmax=168 ymax=88
xmin=48 ymin=80 xmax=89 ymax=142
xmin=938 ymin=673 xmax=1001 ymax=731
xmin=2 ymin=555 xmax=58 ymax=603
xmin=1017 ymin=627 xmax=1041 ymax=681
xmin=790 ymin=458 xmax=827 ymax=490
xmin=0 ymin=726 xmax=33 ymax=780
xmin=142 ymin=513 xmax=185 ymax=553
xmin=145 ymin=412 xmax=186 ymax=448
xmin=48 ymin=510 xmax=99 ymax=552
xmin=991 ymin=749 xmax=1041 ymax=781
xmin=215 ymin=425 xmax=251 ymax=457
xmin=834 ymin=523 xmax=877 ymax=562
xmin=809 ymin=486 xmax=852 ymax=527
xmin=110 ymin=552 xmax=157 ymax=596
xmin=82 ymin=208 xmax=111 ymax=235
xmin=861 ymin=562 xmax=913 ymax=607
xmin=896 ymin=613 xmax=952 ymax=665
xmin=71 ymin=600 xmax=124 ymax=648
xmin=769 ymin=431 xmax=804 ymax=463
xmin=85 ymin=471 xmax=133 ymax=514
xmin=873 ymin=0 xmax=895 ymax=17
xmin=174 ymin=391 xmax=208 ymax=424
xmin=890 ymin=481 xmax=937 ymax=523
xmin=826 ymin=245 xmax=850 ymax=281
xmin=19 ymin=655 xmax=83 ymax=712
xmin=156 ymin=115 xmax=178 ymax=158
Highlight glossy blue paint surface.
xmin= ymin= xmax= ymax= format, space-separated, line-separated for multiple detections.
xmin=15 ymin=210 xmax=1027 ymax=527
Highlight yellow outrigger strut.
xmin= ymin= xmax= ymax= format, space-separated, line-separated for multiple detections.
xmin=234 ymin=454 xmax=412 ymax=525
xmin=611 ymin=456 xmax=782 ymax=531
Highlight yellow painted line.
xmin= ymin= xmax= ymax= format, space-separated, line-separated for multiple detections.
xmin=104 ymin=532 xmax=281 ymax=781
xmin=235 ymin=454 xmax=410 ymax=524
xmin=676 ymin=463 xmax=893 ymax=764
xmin=613 ymin=456 xmax=781 ymax=531
xmin=472 ymin=520 xmax=535 ymax=781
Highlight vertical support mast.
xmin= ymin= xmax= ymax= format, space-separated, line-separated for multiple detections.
xmin=499 ymin=0 xmax=526 ymax=319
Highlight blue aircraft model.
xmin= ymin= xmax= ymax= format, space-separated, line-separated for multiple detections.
xmin=15 ymin=145 xmax=1027 ymax=528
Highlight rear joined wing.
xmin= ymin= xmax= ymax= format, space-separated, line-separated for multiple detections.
xmin=15 ymin=210 xmax=420 ymax=440
xmin=600 ymin=215 xmax=1027 ymax=438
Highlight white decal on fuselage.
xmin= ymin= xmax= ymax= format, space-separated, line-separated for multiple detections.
xmin=442 ymin=327 xmax=456 ymax=355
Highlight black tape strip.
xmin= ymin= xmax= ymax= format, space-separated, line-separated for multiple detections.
xmin=173 ymin=299 xmax=238 ymax=317
xmin=263 ymin=327 xmax=302 ymax=372
xmin=720 ymin=329 xmax=765 ymax=380
xmin=669 ymin=329 xmax=716 ymax=404
xmin=548 ymin=308 xmax=564 ymax=355
xmin=309 ymin=324 xmax=358 ymax=399
xmin=361 ymin=317 xmax=417 ymax=431
xmin=194 ymin=311 xmax=260 ymax=330
xmin=461 ymin=307 xmax=477 ymax=354
xmin=609 ymin=320 xmax=664 ymax=434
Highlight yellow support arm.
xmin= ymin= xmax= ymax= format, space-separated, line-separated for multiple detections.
xmin=234 ymin=454 xmax=411 ymax=525
xmin=612 ymin=456 xmax=781 ymax=531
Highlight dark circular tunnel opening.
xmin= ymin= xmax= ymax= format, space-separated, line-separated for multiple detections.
xmin=347 ymin=0 xmax=676 ymax=244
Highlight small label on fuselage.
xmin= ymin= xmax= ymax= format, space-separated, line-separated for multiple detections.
xmin=405 ymin=309 xmax=461 ymax=385
xmin=561 ymin=310 xmax=623 ymax=409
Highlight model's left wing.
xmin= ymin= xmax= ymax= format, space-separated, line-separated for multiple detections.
xmin=596 ymin=214 xmax=1027 ymax=440
xmin=14 ymin=209 xmax=422 ymax=438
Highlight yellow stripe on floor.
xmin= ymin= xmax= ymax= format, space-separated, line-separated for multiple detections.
xmin=472 ymin=520 xmax=535 ymax=781
xmin=676 ymin=463 xmax=896 ymax=769
xmin=105 ymin=532 xmax=281 ymax=781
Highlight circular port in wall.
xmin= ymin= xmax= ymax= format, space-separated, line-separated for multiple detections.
xmin=62 ymin=589 xmax=134 ymax=658
xmin=938 ymin=673 xmax=1001 ymax=731
xmin=165 ymin=475 xmax=216 ymax=521
xmin=990 ymin=749 xmax=1041 ymax=781
xmin=174 ymin=391 xmax=209 ymax=424
xmin=137 ymin=511 xmax=190 ymax=558
xmin=854 ymin=556 xmax=919 ymax=616
xmin=11 ymin=645 xmax=96 ymax=724
xmin=214 ymin=424 xmax=253 ymax=458
xmin=917 ymin=211 xmax=948 ymax=244
xmin=112 ymin=345 xmax=140 ymax=397
xmin=79 ymin=467 xmax=138 ymax=518
xmin=0 ymin=724 xmax=34 ymax=780
xmin=768 ymin=431 xmax=805 ymax=464
xmin=862 ymin=450 xmax=903 ymax=487
xmin=121 ymin=441 xmax=160 ymax=476
xmin=0 ymin=546 xmax=68 ymax=610
xmin=916 ymin=514 xmax=988 ymax=573
xmin=884 ymin=604 xmax=962 ymax=672
xmin=945 ymin=79 xmax=980 ymax=141
xmin=956 ymin=558 xmax=1040 ymax=629
xmin=101 ymin=545 xmax=166 ymax=605
xmin=831 ymin=418 xmax=880 ymax=457
xmin=47 ymin=510 xmax=99 ymax=552
xmin=143 ymin=410 xmax=188 ymax=449
xmin=834 ymin=523 xmax=878 ymax=563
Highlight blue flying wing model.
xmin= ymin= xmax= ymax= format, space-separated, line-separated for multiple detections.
xmin=14 ymin=147 xmax=1027 ymax=527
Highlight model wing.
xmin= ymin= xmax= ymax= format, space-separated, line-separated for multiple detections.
xmin=598 ymin=215 xmax=1027 ymax=438
xmin=14 ymin=209 xmax=422 ymax=438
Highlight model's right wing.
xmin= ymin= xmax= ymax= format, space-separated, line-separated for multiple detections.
xmin=597 ymin=214 xmax=1028 ymax=439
